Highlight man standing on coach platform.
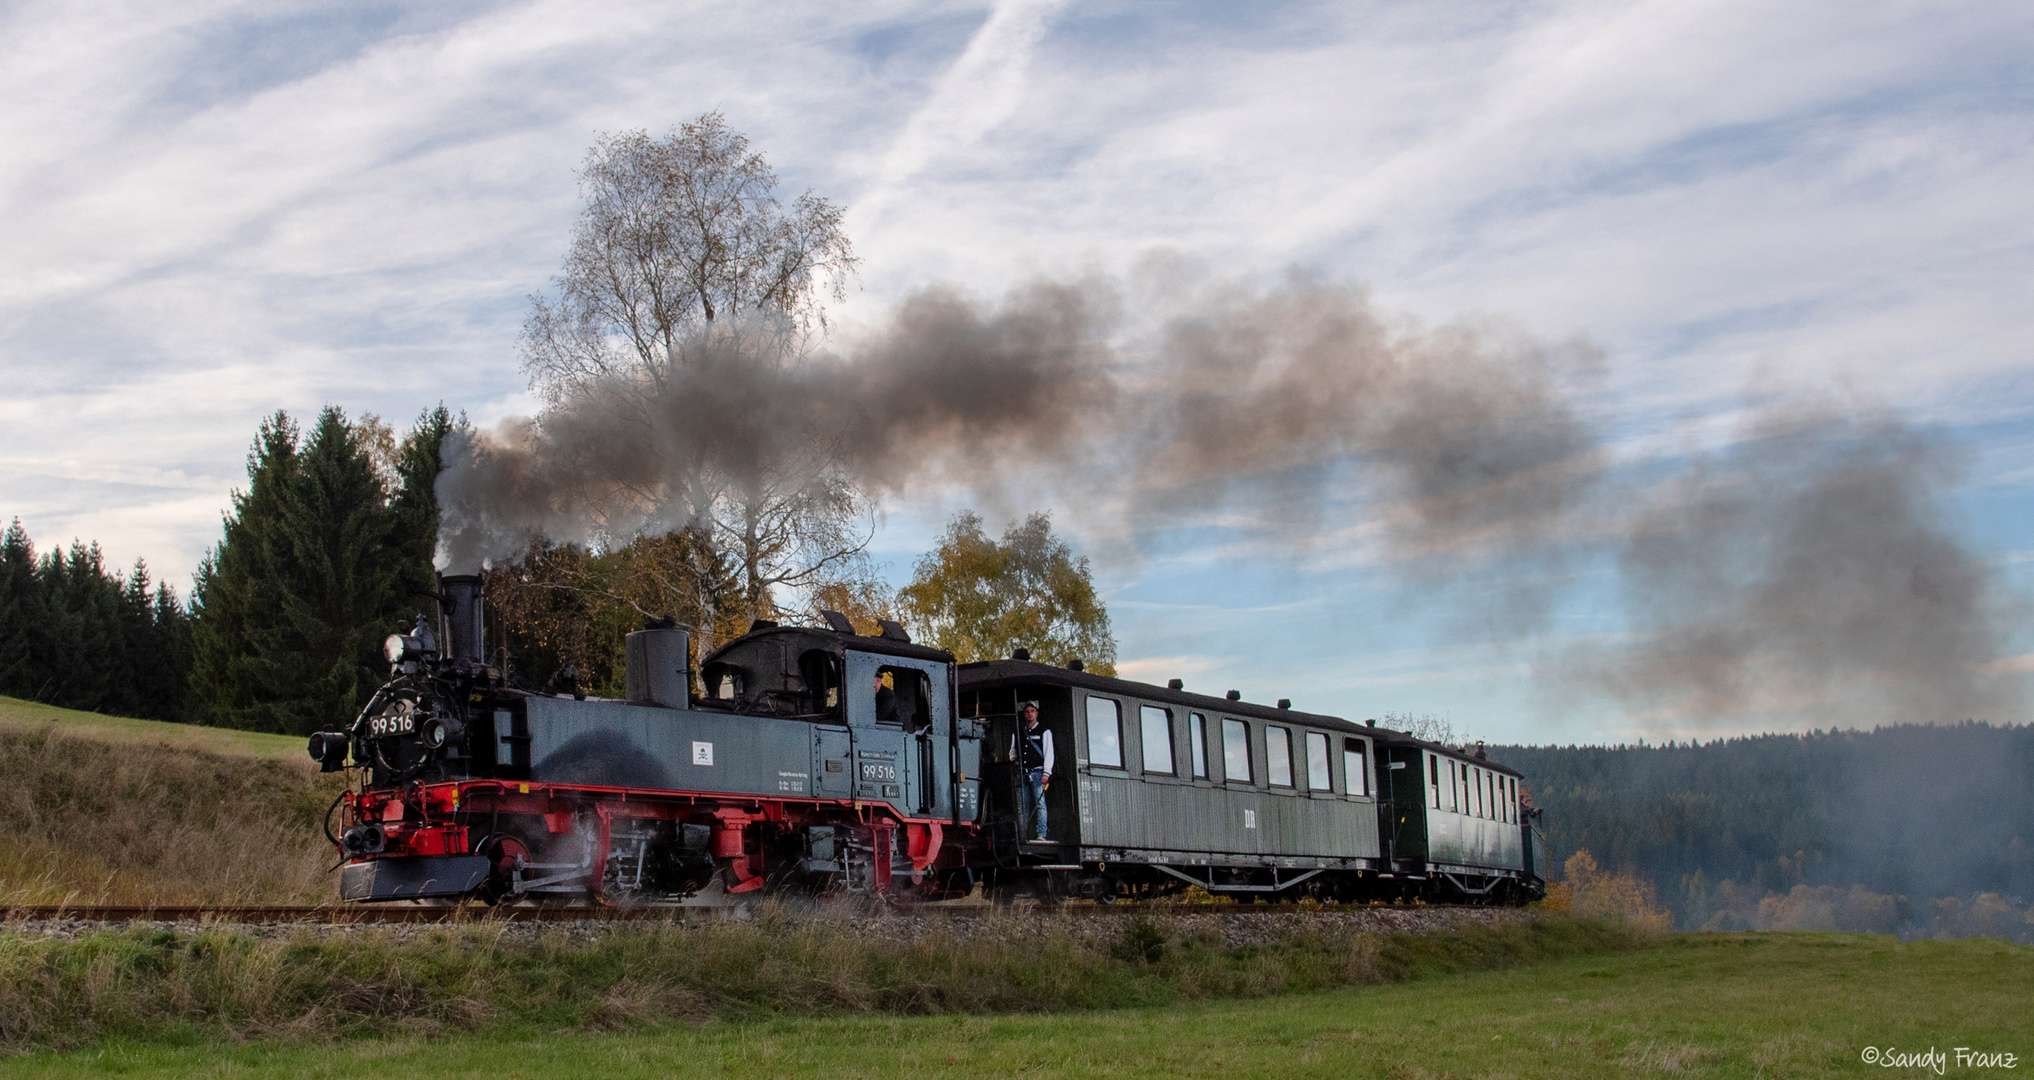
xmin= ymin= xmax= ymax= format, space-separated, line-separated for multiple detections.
xmin=1016 ymin=701 xmax=1053 ymax=841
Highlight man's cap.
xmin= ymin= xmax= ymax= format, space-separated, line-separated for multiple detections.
xmin=1019 ymin=700 xmax=1040 ymax=712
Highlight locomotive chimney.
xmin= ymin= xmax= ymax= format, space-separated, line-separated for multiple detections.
xmin=440 ymin=574 xmax=485 ymax=668
xmin=626 ymin=627 xmax=692 ymax=709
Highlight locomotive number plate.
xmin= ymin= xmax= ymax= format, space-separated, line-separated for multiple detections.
xmin=858 ymin=761 xmax=897 ymax=782
xmin=367 ymin=712 xmax=416 ymax=738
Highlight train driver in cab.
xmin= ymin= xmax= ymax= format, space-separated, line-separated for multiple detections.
xmin=1014 ymin=701 xmax=1053 ymax=841
xmin=874 ymin=671 xmax=902 ymax=727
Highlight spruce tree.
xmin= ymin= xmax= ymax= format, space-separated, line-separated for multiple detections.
xmin=113 ymin=560 xmax=188 ymax=721
xmin=392 ymin=405 xmax=453 ymax=609
xmin=191 ymin=406 xmax=451 ymax=734
xmin=0 ymin=521 xmax=37 ymax=697
xmin=191 ymin=412 xmax=300 ymax=730
xmin=271 ymin=407 xmax=408 ymax=732
xmin=37 ymin=541 xmax=126 ymax=712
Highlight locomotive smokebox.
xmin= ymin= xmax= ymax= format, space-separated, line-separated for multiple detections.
xmin=441 ymin=574 xmax=485 ymax=667
xmin=626 ymin=628 xmax=692 ymax=708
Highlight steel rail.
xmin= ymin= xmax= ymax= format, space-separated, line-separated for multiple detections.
xmin=0 ymin=902 xmax=1345 ymax=924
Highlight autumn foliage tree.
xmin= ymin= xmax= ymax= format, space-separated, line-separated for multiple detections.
xmin=899 ymin=510 xmax=1116 ymax=674
xmin=1543 ymin=850 xmax=1672 ymax=931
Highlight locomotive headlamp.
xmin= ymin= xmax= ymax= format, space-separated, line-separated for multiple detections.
xmin=384 ymin=634 xmax=408 ymax=664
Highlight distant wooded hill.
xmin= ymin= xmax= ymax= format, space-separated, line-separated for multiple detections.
xmin=1490 ymin=722 xmax=2034 ymax=929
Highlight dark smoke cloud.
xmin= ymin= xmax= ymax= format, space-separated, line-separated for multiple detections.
xmin=437 ymin=267 xmax=2024 ymax=730
xmin=439 ymin=269 xmax=1602 ymax=579
xmin=1556 ymin=403 xmax=2025 ymax=728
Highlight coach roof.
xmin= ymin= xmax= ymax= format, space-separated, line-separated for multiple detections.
xmin=959 ymin=658 xmax=1365 ymax=734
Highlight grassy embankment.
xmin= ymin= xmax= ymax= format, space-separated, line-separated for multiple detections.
xmin=0 ymin=912 xmax=1637 ymax=1052
xmin=5 ymin=931 xmax=2026 ymax=1078
xmin=0 ymin=696 xmax=341 ymax=905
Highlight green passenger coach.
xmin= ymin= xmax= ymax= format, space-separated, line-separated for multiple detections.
xmin=958 ymin=656 xmax=1545 ymax=904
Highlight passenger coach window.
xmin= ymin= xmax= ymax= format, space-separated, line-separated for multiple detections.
xmin=1267 ymin=726 xmax=1294 ymax=787
xmin=1428 ymin=753 xmax=1440 ymax=808
xmin=1190 ymin=713 xmax=1209 ymax=778
xmin=1222 ymin=718 xmax=1251 ymax=783
xmin=1305 ymin=732 xmax=1331 ymax=790
xmin=1140 ymin=706 xmax=1175 ymax=774
xmin=1086 ymin=697 xmax=1124 ymax=768
xmin=1344 ymin=739 xmax=1368 ymax=797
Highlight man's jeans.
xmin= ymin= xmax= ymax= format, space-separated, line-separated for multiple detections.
xmin=1022 ymin=767 xmax=1048 ymax=840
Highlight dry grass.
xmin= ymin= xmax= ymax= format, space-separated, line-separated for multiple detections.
xmin=0 ymin=714 xmax=342 ymax=905
xmin=0 ymin=911 xmax=1637 ymax=1053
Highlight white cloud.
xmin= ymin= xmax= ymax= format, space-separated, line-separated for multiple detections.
xmin=0 ymin=0 xmax=2027 ymax=740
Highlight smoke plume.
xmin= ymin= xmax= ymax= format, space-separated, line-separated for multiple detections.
xmin=437 ymin=267 xmax=2024 ymax=730
xmin=440 ymin=270 xmax=1600 ymax=572
xmin=1557 ymin=404 xmax=2023 ymax=728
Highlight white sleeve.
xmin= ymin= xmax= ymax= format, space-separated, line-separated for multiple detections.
xmin=1043 ymin=729 xmax=1055 ymax=774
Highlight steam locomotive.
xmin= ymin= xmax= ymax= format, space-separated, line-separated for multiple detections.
xmin=313 ymin=576 xmax=1547 ymax=905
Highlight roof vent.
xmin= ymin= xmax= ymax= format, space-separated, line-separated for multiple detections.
xmin=747 ymin=619 xmax=778 ymax=634
xmin=1225 ymin=690 xmax=1241 ymax=701
xmin=1365 ymin=718 xmax=1376 ymax=727
xmin=1012 ymin=647 xmax=1031 ymax=661
xmin=819 ymin=610 xmax=856 ymax=634
xmin=1067 ymin=658 xmax=1084 ymax=672
xmin=1277 ymin=698 xmax=1291 ymax=710
xmin=876 ymin=619 xmax=912 ymax=643
xmin=1166 ymin=678 xmax=1183 ymax=690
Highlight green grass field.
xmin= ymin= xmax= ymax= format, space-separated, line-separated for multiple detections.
xmin=0 ymin=696 xmax=303 ymax=761
xmin=7 ymin=932 xmax=2025 ymax=1079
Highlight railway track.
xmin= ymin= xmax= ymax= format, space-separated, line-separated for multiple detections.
xmin=0 ymin=901 xmax=1320 ymax=924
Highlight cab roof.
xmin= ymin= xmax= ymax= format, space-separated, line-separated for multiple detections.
xmin=699 ymin=623 xmax=955 ymax=667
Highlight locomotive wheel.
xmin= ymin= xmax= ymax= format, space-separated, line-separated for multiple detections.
xmin=475 ymin=834 xmax=531 ymax=906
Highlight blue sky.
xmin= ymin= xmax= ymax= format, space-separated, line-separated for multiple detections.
xmin=1 ymin=0 xmax=2027 ymax=743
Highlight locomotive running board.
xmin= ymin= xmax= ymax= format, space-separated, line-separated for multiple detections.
xmin=1153 ymin=865 xmax=1325 ymax=893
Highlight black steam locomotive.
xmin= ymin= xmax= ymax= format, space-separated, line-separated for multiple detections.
xmin=314 ymin=576 xmax=1546 ymax=905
